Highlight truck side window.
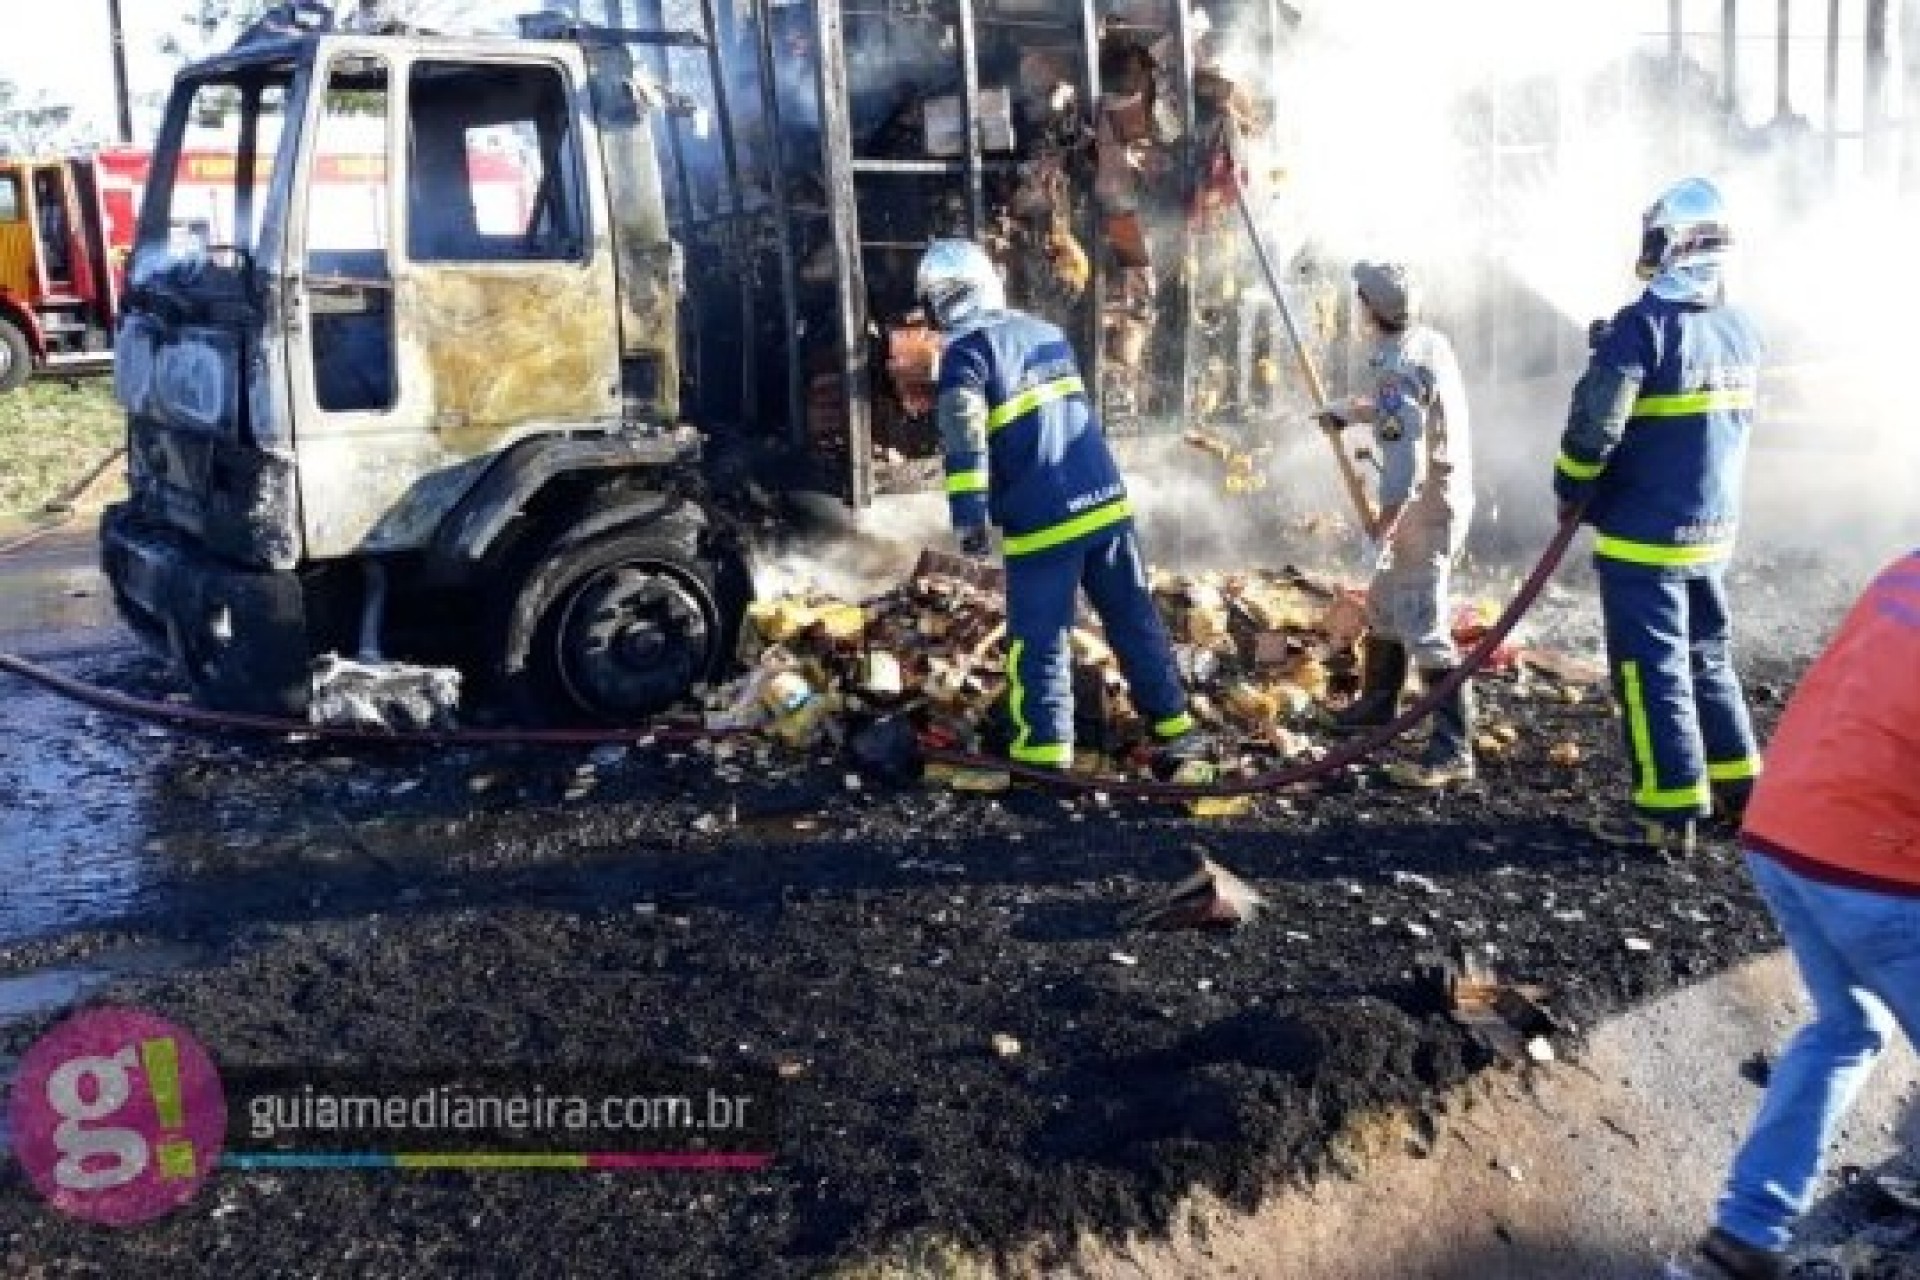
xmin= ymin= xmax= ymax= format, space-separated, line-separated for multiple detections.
xmin=0 ymin=175 xmax=20 ymax=223
xmin=308 ymin=56 xmax=395 ymax=414
xmin=407 ymin=62 xmax=585 ymax=263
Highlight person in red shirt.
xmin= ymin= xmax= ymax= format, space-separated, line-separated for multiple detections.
xmin=1677 ymin=548 xmax=1920 ymax=1280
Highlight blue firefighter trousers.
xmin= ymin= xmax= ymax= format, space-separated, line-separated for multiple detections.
xmin=1596 ymin=563 xmax=1762 ymax=822
xmin=1003 ymin=528 xmax=1189 ymax=766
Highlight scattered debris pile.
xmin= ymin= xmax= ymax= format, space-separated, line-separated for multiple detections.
xmin=701 ymin=548 xmax=1603 ymax=789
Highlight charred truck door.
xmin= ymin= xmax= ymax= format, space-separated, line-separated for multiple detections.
xmin=288 ymin=49 xmax=623 ymax=560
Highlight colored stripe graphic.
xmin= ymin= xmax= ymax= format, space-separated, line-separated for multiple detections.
xmin=222 ymin=1152 xmax=775 ymax=1171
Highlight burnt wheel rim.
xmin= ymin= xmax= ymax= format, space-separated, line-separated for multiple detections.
xmin=552 ymin=561 xmax=716 ymax=719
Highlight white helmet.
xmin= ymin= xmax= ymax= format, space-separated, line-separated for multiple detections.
xmin=1636 ymin=177 xmax=1732 ymax=281
xmin=916 ymin=238 xmax=1006 ymax=331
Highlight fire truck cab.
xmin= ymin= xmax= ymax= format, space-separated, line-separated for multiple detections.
xmin=0 ymin=154 xmax=134 ymax=392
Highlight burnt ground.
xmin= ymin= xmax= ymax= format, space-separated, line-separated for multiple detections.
xmin=0 ymin=545 xmax=1881 ymax=1279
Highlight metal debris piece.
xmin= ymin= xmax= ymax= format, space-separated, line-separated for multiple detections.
xmin=990 ymin=1033 xmax=1022 ymax=1059
xmin=1517 ymin=648 xmax=1608 ymax=686
xmin=1123 ymin=854 xmax=1265 ymax=931
xmin=924 ymin=763 xmax=1010 ymax=792
xmin=912 ymin=546 xmax=1006 ymax=593
xmin=309 ymin=653 xmax=461 ymax=732
xmin=1421 ymin=944 xmax=1562 ymax=1062
xmin=1189 ymin=794 xmax=1253 ymax=819
xmin=858 ymin=650 xmax=904 ymax=696
xmin=1549 ymin=742 xmax=1583 ymax=766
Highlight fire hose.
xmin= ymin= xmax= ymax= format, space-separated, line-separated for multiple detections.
xmin=0 ymin=511 xmax=1584 ymax=803
xmin=0 ymin=446 xmax=129 ymax=559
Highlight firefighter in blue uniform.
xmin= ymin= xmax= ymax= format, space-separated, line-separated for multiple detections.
xmin=917 ymin=238 xmax=1203 ymax=771
xmin=1553 ymin=177 xmax=1764 ymax=856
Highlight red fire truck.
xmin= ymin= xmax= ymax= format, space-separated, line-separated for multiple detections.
xmin=0 ymin=149 xmax=143 ymax=392
xmin=1 ymin=144 xmax=526 ymax=393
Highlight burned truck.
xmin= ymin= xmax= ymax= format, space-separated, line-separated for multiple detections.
xmin=100 ymin=0 xmax=1308 ymax=722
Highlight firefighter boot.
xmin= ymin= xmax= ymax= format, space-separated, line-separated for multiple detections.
xmin=1589 ymin=814 xmax=1699 ymax=860
xmin=1388 ymin=668 xmax=1476 ymax=789
xmin=1333 ymin=635 xmax=1409 ymax=730
xmin=1672 ymin=1228 xmax=1787 ymax=1280
xmin=1150 ymin=724 xmax=1223 ymax=781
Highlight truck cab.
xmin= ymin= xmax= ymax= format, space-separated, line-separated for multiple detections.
xmin=102 ymin=7 xmax=741 ymax=720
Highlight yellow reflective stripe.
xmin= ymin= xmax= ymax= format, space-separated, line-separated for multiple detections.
xmin=1008 ymin=635 xmax=1072 ymax=764
xmin=1630 ymin=388 xmax=1754 ymax=418
xmin=1594 ymin=535 xmax=1733 ymax=567
xmin=945 ymin=469 xmax=988 ymax=495
xmin=1708 ymin=755 xmax=1763 ymax=782
xmin=1556 ymin=451 xmax=1604 ymax=480
xmin=986 ymin=375 xmax=1085 ymax=433
xmin=1003 ymin=499 xmax=1132 ymax=557
xmin=1635 ymin=782 xmax=1711 ymax=809
xmin=1153 ymin=711 xmax=1194 ymax=740
xmin=1623 ymin=659 xmax=1711 ymax=810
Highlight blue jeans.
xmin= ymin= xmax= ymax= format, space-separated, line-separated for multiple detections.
xmin=1716 ymin=851 xmax=1920 ymax=1252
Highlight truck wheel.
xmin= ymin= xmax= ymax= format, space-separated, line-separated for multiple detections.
xmin=498 ymin=520 xmax=729 ymax=724
xmin=0 ymin=317 xmax=31 ymax=393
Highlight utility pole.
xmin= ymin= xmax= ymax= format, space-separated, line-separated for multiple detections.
xmin=107 ymin=0 xmax=134 ymax=144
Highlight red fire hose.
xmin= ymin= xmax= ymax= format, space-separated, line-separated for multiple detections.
xmin=0 ymin=513 xmax=1584 ymax=803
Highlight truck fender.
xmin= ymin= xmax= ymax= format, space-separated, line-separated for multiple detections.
xmin=0 ymin=295 xmax=47 ymax=358
xmin=429 ymin=430 xmax=701 ymax=571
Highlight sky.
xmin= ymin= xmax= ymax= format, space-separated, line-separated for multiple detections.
xmin=0 ymin=1 xmax=529 ymax=143
xmin=1 ymin=0 xmax=1897 ymax=146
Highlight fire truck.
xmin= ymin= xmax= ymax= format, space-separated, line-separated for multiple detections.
xmin=0 ymin=152 xmax=141 ymax=393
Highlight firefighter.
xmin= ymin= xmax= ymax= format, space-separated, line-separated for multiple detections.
xmin=917 ymin=238 xmax=1203 ymax=772
xmin=1316 ymin=260 xmax=1477 ymax=789
xmin=1553 ymin=177 xmax=1763 ymax=857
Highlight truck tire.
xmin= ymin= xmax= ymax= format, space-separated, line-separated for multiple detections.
xmin=0 ymin=317 xmax=32 ymax=394
xmin=496 ymin=517 xmax=735 ymax=724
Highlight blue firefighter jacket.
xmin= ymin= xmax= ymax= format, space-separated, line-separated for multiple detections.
xmin=936 ymin=310 xmax=1133 ymax=558
xmin=1554 ymin=290 xmax=1761 ymax=576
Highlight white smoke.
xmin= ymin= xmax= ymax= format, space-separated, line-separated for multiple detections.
xmin=1231 ymin=0 xmax=1917 ymax=570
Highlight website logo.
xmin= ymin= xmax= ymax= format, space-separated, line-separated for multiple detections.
xmin=8 ymin=1007 xmax=226 ymax=1225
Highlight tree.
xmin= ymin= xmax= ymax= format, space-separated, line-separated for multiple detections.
xmin=0 ymin=79 xmax=91 ymax=156
xmin=159 ymin=1 xmax=274 ymax=67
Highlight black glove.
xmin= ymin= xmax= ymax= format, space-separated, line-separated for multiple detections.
xmin=1586 ymin=317 xmax=1611 ymax=351
xmin=958 ymin=525 xmax=992 ymax=559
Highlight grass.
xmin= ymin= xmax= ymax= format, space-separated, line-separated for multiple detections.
xmin=0 ymin=378 xmax=124 ymax=519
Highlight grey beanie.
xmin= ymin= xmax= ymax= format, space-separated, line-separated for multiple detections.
xmin=1352 ymin=260 xmax=1416 ymax=329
